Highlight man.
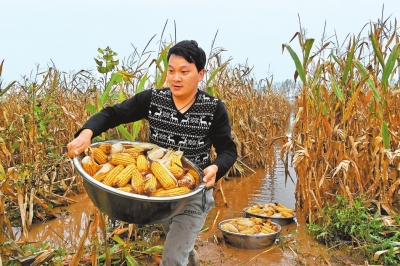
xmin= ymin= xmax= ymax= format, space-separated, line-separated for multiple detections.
xmin=67 ymin=40 xmax=237 ymax=265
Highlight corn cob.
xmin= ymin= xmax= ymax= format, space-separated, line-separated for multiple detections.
xmin=81 ymin=156 xmax=98 ymax=176
xmin=117 ymin=185 xmax=137 ymax=193
xmin=136 ymin=154 xmax=149 ymax=175
xmin=102 ymin=164 xmax=124 ymax=186
xmin=171 ymin=154 xmax=182 ymax=167
xmin=150 ymin=161 xmax=177 ymax=189
xmin=92 ymin=147 xmax=108 ymax=164
xmin=124 ymin=146 xmax=150 ymax=159
xmin=150 ymin=187 xmax=191 ymax=197
xmin=187 ymin=169 xmax=200 ymax=187
xmin=98 ymin=143 xmax=113 ymax=155
xmin=177 ymin=174 xmax=196 ymax=189
xmin=166 ymin=165 xmax=184 ymax=179
xmin=143 ymin=173 xmax=157 ymax=195
xmin=131 ymin=168 xmax=144 ymax=194
xmin=108 ymin=153 xmax=136 ymax=166
xmin=92 ymin=163 xmax=114 ymax=182
xmin=113 ymin=164 xmax=136 ymax=188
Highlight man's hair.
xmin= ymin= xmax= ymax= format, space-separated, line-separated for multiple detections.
xmin=167 ymin=40 xmax=206 ymax=72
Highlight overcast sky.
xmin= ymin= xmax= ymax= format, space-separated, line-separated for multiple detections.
xmin=1 ymin=0 xmax=399 ymax=84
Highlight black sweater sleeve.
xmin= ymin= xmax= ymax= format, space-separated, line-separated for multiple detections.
xmin=75 ymin=89 xmax=152 ymax=138
xmin=209 ymin=101 xmax=238 ymax=182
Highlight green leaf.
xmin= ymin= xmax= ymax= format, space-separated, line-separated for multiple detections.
xmin=97 ymin=48 xmax=104 ymax=54
xmin=125 ymin=254 xmax=139 ymax=266
xmin=382 ymin=43 xmax=400 ymax=93
xmin=206 ymin=86 xmax=214 ymax=96
xmin=98 ymin=244 xmax=121 ymax=261
xmin=303 ymin=38 xmax=315 ymax=69
xmin=0 ymin=81 xmax=16 ymax=97
xmin=145 ymin=245 xmax=164 ymax=254
xmin=112 ymin=235 xmax=126 ymax=247
xmin=381 ymin=121 xmax=390 ymax=149
xmin=341 ymin=37 xmax=356 ymax=87
xmin=117 ymin=125 xmax=134 ymax=140
xmin=330 ymin=73 xmax=344 ymax=102
xmin=282 ymin=43 xmax=307 ymax=85
xmin=132 ymin=120 xmax=142 ymax=139
xmin=85 ymin=104 xmax=97 ymax=114
xmin=206 ymin=67 xmax=220 ymax=87
xmin=354 ymin=60 xmax=381 ymax=102
xmin=370 ymin=31 xmax=385 ymax=69
xmin=137 ymin=73 xmax=148 ymax=93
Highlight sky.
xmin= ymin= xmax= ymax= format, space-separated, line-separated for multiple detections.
xmin=1 ymin=0 xmax=399 ymax=84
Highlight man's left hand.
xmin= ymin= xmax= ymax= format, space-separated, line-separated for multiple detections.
xmin=203 ymin=165 xmax=218 ymax=188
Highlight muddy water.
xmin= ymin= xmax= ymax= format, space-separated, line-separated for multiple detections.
xmin=16 ymin=145 xmax=329 ymax=265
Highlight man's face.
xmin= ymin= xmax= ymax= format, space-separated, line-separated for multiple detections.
xmin=167 ymin=54 xmax=204 ymax=99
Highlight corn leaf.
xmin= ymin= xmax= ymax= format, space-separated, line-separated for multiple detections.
xmin=381 ymin=121 xmax=390 ymax=149
xmin=117 ymin=125 xmax=134 ymax=140
xmin=98 ymin=244 xmax=121 ymax=261
xmin=145 ymin=245 xmax=164 ymax=254
xmin=303 ymin=38 xmax=315 ymax=69
xmin=370 ymin=31 xmax=385 ymax=68
xmin=354 ymin=60 xmax=381 ymax=102
xmin=330 ymin=73 xmax=344 ymax=102
xmin=382 ymin=43 xmax=400 ymax=92
xmin=0 ymin=81 xmax=16 ymax=97
xmin=341 ymin=37 xmax=356 ymax=87
xmin=126 ymin=254 xmax=139 ymax=266
xmin=137 ymin=73 xmax=148 ymax=93
xmin=282 ymin=43 xmax=307 ymax=84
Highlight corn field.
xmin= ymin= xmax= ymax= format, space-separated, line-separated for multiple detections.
xmin=281 ymin=17 xmax=400 ymax=223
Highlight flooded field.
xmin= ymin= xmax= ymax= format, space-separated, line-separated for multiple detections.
xmin=14 ymin=144 xmax=352 ymax=265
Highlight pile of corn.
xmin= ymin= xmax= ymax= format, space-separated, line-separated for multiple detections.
xmin=246 ymin=203 xmax=294 ymax=218
xmin=81 ymin=142 xmax=199 ymax=197
xmin=220 ymin=217 xmax=280 ymax=235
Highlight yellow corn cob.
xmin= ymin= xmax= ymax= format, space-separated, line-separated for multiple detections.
xmin=113 ymin=164 xmax=136 ymax=188
xmin=82 ymin=156 xmax=98 ymax=176
xmin=166 ymin=165 xmax=184 ymax=179
xmin=102 ymin=164 xmax=124 ymax=186
xmin=117 ymin=185 xmax=137 ymax=193
xmin=92 ymin=163 xmax=114 ymax=182
xmin=150 ymin=187 xmax=191 ymax=197
xmin=143 ymin=174 xmax=157 ymax=195
xmin=171 ymin=154 xmax=182 ymax=167
xmin=92 ymin=147 xmax=108 ymax=164
xmin=131 ymin=168 xmax=144 ymax=194
xmin=136 ymin=154 xmax=149 ymax=174
xmin=124 ymin=147 xmax=150 ymax=159
xmin=98 ymin=143 xmax=113 ymax=154
xmin=150 ymin=161 xmax=177 ymax=189
xmin=108 ymin=153 xmax=136 ymax=166
xmin=187 ymin=169 xmax=200 ymax=187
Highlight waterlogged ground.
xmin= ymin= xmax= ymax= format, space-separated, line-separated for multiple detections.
xmin=16 ymin=148 xmax=362 ymax=265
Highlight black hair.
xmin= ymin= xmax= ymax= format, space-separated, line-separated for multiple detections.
xmin=167 ymin=40 xmax=206 ymax=72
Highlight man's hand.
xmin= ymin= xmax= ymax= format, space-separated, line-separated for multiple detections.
xmin=66 ymin=129 xmax=93 ymax=158
xmin=203 ymin=164 xmax=218 ymax=188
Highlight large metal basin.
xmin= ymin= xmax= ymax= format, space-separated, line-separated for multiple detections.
xmin=73 ymin=140 xmax=205 ymax=224
xmin=218 ymin=218 xmax=281 ymax=249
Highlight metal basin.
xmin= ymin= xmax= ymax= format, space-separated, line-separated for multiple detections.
xmin=243 ymin=207 xmax=295 ymax=226
xmin=218 ymin=218 xmax=281 ymax=249
xmin=73 ymin=140 xmax=205 ymax=224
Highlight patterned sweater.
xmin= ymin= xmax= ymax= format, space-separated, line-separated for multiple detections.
xmin=76 ymin=88 xmax=237 ymax=181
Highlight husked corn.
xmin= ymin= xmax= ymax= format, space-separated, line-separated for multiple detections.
xmin=143 ymin=174 xmax=157 ymax=195
xmin=150 ymin=187 xmax=191 ymax=197
xmin=113 ymin=164 xmax=136 ymax=188
xmin=150 ymin=161 xmax=177 ymax=189
xmin=108 ymin=153 xmax=136 ymax=166
xmin=82 ymin=156 xmax=98 ymax=176
xmin=131 ymin=168 xmax=144 ymax=194
xmin=92 ymin=148 xmax=108 ymax=164
xmin=102 ymin=164 xmax=124 ymax=186
xmin=167 ymin=165 xmax=184 ymax=179
xmin=98 ymin=143 xmax=113 ymax=155
xmin=171 ymin=155 xmax=182 ymax=167
xmin=136 ymin=154 xmax=149 ymax=174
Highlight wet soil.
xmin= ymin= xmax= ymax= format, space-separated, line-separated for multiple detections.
xmin=16 ymin=148 xmax=363 ymax=265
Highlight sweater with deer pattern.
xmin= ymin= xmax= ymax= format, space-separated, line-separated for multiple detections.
xmin=76 ymin=88 xmax=237 ymax=182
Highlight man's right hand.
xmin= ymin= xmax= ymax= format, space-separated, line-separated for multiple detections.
xmin=66 ymin=129 xmax=93 ymax=158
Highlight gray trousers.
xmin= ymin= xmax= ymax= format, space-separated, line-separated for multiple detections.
xmin=160 ymin=188 xmax=214 ymax=266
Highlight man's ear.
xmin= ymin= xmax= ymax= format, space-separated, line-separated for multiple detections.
xmin=198 ymin=69 xmax=205 ymax=81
